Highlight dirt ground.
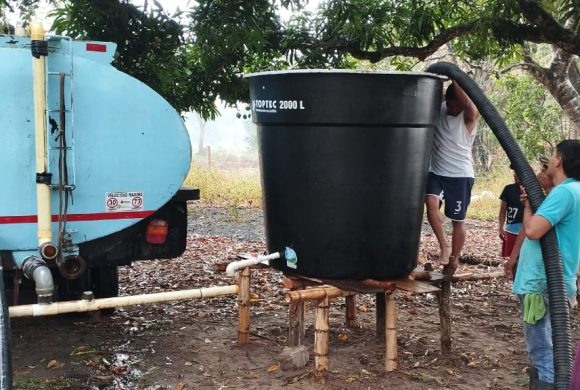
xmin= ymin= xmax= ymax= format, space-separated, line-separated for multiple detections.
xmin=10 ymin=204 xmax=580 ymax=389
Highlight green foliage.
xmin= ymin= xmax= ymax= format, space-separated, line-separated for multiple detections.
xmin=189 ymin=0 xmax=282 ymax=107
xmin=189 ymin=0 xmax=352 ymax=108
xmin=43 ymin=0 xmax=353 ymax=117
xmin=554 ymin=0 xmax=580 ymax=33
xmin=490 ymin=73 xmax=566 ymax=158
xmin=1 ymin=0 xmax=39 ymax=25
xmin=2 ymin=0 xmax=578 ymax=129
xmin=319 ymin=0 xmax=530 ymax=63
xmin=49 ymin=0 xmax=220 ymax=117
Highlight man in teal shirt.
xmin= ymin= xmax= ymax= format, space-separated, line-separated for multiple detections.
xmin=513 ymin=139 xmax=580 ymax=388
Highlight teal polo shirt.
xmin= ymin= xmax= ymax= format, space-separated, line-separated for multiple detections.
xmin=513 ymin=178 xmax=580 ymax=297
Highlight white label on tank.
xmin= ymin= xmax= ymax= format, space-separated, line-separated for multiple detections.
xmin=252 ymin=99 xmax=306 ymax=113
xmin=105 ymin=192 xmax=144 ymax=212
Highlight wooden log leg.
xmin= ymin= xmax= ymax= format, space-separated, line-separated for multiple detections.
xmin=385 ymin=291 xmax=397 ymax=372
xmin=300 ymin=299 xmax=305 ymax=337
xmin=345 ymin=295 xmax=358 ymax=328
xmin=376 ymin=292 xmax=385 ymax=341
xmin=288 ymin=299 xmax=304 ymax=347
xmin=314 ymin=295 xmax=330 ymax=384
xmin=437 ymin=280 xmax=452 ymax=355
xmin=237 ymin=267 xmax=251 ymax=344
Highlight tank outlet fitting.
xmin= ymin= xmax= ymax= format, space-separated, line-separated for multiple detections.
xmin=39 ymin=242 xmax=59 ymax=261
xmin=225 ymin=252 xmax=281 ymax=276
xmin=81 ymin=291 xmax=95 ymax=301
xmin=58 ymin=255 xmax=87 ymax=280
xmin=22 ymin=256 xmax=54 ymax=304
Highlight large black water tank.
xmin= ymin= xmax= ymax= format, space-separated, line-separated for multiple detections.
xmin=247 ymin=70 xmax=443 ymax=280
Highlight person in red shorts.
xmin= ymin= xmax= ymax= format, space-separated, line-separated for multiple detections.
xmin=499 ymin=167 xmax=524 ymax=264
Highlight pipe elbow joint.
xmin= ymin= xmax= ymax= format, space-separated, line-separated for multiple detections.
xmin=22 ymin=256 xmax=54 ymax=304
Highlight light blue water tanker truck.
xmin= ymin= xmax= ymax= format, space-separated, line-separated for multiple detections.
xmin=0 ymin=24 xmax=197 ymax=306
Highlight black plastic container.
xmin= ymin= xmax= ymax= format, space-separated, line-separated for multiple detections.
xmin=247 ymin=70 xmax=443 ymax=279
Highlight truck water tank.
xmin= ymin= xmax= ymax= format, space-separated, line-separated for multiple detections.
xmin=247 ymin=70 xmax=443 ymax=280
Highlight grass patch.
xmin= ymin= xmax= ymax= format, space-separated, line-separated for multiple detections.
xmin=184 ymin=164 xmax=517 ymax=223
xmin=407 ymin=372 xmax=444 ymax=384
xmin=14 ymin=378 xmax=71 ymax=390
xmin=184 ymin=165 xmax=262 ymax=209
xmin=468 ymin=168 xmax=515 ymax=221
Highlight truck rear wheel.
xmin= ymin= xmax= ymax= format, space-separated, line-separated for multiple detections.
xmin=90 ymin=265 xmax=119 ymax=316
xmin=57 ymin=264 xmax=119 ymax=315
xmin=91 ymin=265 xmax=119 ymax=299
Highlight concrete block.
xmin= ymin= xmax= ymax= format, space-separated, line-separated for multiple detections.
xmin=278 ymin=345 xmax=309 ymax=370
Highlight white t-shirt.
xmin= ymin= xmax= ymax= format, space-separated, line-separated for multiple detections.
xmin=429 ymin=102 xmax=477 ymax=178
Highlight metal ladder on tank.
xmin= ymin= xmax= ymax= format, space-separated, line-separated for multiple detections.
xmin=45 ymin=35 xmax=76 ymax=255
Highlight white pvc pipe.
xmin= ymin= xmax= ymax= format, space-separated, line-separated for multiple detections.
xmin=9 ymin=285 xmax=239 ymax=318
xmin=225 ymin=252 xmax=280 ymax=276
xmin=31 ymin=21 xmax=52 ymax=246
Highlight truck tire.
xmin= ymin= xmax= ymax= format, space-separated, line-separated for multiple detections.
xmin=92 ymin=265 xmax=119 ymax=299
xmin=57 ymin=265 xmax=119 ymax=315
xmin=91 ymin=265 xmax=119 ymax=316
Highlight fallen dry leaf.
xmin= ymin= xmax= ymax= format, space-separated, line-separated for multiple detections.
xmin=244 ymin=371 xmax=259 ymax=379
xmin=267 ymin=363 xmax=279 ymax=373
xmin=70 ymin=346 xmax=96 ymax=356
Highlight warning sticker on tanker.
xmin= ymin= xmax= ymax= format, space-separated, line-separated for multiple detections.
xmin=105 ymin=192 xmax=144 ymax=212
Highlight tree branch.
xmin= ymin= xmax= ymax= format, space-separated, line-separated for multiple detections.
xmin=521 ymin=48 xmax=549 ymax=82
xmin=322 ymin=22 xmax=478 ymax=63
xmin=518 ymin=0 xmax=580 ymax=55
xmin=311 ymin=15 xmax=579 ymax=64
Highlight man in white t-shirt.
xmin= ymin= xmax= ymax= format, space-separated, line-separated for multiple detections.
xmin=425 ymin=81 xmax=480 ymax=275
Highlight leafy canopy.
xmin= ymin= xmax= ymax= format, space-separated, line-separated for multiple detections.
xmin=2 ymin=0 xmax=579 ymax=121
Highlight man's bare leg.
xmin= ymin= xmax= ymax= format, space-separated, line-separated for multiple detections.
xmin=444 ymin=220 xmax=466 ymax=275
xmin=425 ymin=195 xmax=451 ymax=265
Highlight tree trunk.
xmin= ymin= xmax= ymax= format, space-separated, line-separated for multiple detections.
xmin=524 ymin=50 xmax=580 ymax=138
xmin=568 ymin=62 xmax=580 ymax=138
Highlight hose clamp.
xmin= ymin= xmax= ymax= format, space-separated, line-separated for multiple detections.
xmin=31 ymin=40 xmax=48 ymax=58
xmin=36 ymin=172 xmax=52 ymax=185
xmin=22 ymin=256 xmax=47 ymax=280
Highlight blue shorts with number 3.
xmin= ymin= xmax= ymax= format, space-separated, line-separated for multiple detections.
xmin=425 ymin=172 xmax=474 ymax=221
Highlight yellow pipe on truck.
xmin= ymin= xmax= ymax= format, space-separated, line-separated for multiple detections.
xmin=30 ymin=21 xmax=52 ymax=247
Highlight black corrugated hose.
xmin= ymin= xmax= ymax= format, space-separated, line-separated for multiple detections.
xmin=426 ymin=62 xmax=571 ymax=389
xmin=0 ymin=268 xmax=12 ymax=390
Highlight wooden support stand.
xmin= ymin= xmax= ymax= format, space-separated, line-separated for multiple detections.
xmin=385 ymin=291 xmax=397 ymax=371
xmin=376 ymin=293 xmax=385 ymax=341
xmin=437 ymin=279 xmax=452 ymax=355
xmin=314 ymin=295 xmax=330 ymax=383
xmin=284 ymin=280 xmax=410 ymax=381
xmin=231 ymin=262 xmax=505 ymax=381
xmin=237 ymin=266 xmax=251 ymax=344
xmin=345 ymin=295 xmax=358 ymax=328
xmin=288 ymin=299 xmax=304 ymax=347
